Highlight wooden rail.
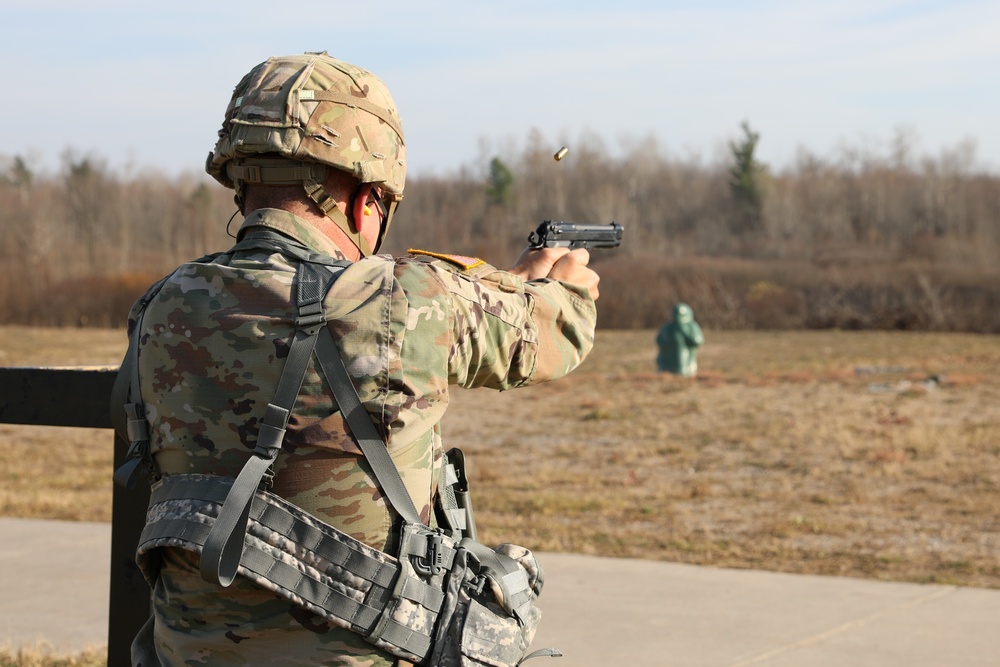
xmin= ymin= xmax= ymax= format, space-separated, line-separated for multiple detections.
xmin=0 ymin=366 xmax=148 ymax=667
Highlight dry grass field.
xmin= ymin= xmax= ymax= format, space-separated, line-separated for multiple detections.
xmin=0 ymin=645 xmax=105 ymax=667
xmin=0 ymin=325 xmax=997 ymax=591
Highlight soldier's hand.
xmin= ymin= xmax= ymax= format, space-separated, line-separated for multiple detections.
xmin=510 ymin=246 xmax=567 ymax=280
xmin=549 ymin=248 xmax=600 ymax=301
xmin=510 ymin=247 xmax=600 ymax=301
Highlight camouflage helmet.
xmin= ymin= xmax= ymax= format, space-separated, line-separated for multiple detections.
xmin=206 ymin=52 xmax=406 ymax=255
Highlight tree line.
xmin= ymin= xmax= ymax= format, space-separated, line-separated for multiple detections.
xmin=1 ymin=127 xmax=998 ymax=331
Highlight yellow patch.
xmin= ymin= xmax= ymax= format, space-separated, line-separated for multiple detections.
xmin=408 ymin=249 xmax=486 ymax=271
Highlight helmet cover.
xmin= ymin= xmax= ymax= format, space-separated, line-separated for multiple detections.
xmin=206 ymin=51 xmax=406 ymax=198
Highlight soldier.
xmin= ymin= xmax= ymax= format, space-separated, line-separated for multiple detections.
xmin=656 ymin=303 xmax=704 ymax=376
xmin=116 ymin=52 xmax=599 ymax=666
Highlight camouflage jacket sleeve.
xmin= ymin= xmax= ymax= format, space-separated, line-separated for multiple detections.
xmin=396 ymin=254 xmax=597 ymax=390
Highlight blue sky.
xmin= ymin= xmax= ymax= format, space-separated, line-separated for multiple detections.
xmin=2 ymin=0 xmax=998 ymax=178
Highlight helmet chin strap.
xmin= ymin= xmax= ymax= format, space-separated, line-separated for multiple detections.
xmin=303 ymin=178 xmax=376 ymax=257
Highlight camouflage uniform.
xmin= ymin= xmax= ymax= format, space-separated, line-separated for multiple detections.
xmin=130 ymin=207 xmax=597 ymax=666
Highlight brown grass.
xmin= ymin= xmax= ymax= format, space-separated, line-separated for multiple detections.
xmin=1 ymin=326 xmax=998 ymax=589
xmin=0 ymin=644 xmax=104 ymax=667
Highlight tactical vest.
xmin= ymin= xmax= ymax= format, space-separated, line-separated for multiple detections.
xmin=112 ymin=231 xmax=557 ymax=666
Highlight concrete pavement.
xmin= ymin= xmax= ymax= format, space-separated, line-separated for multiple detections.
xmin=1 ymin=518 xmax=111 ymax=653
xmin=2 ymin=517 xmax=998 ymax=665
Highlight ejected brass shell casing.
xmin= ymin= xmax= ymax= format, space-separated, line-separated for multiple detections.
xmin=554 ymin=147 xmax=569 ymax=161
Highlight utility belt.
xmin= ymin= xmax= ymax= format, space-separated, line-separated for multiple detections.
xmin=113 ymin=235 xmax=559 ymax=666
xmin=137 ymin=472 xmax=552 ymax=666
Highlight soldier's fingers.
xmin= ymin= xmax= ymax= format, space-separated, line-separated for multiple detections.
xmin=549 ymin=250 xmax=600 ymax=300
xmin=550 ymin=248 xmax=591 ymax=272
xmin=510 ymin=247 xmax=570 ymax=280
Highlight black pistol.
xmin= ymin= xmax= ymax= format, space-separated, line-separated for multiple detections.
xmin=527 ymin=220 xmax=624 ymax=250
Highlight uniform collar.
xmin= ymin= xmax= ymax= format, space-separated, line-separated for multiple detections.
xmin=237 ymin=208 xmax=349 ymax=260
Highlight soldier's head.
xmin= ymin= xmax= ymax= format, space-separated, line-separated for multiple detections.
xmin=206 ymin=52 xmax=406 ymax=257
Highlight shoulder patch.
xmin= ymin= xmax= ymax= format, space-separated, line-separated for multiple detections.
xmin=408 ymin=248 xmax=486 ymax=271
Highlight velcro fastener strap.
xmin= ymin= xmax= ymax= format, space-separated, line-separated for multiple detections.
xmin=117 ymin=401 xmax=155 ymax=490
xmin=124 ymin=400 xmax=148 ymax=437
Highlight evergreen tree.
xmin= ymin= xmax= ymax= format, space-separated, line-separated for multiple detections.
xmin=485 ymin=156 xmax=514 ymax=207
xmin=728 ymin=121 xmax=767 ymax=234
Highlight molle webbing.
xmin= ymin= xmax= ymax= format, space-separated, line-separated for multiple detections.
xmin=139 ymin=474 xmax=454 ymax=661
